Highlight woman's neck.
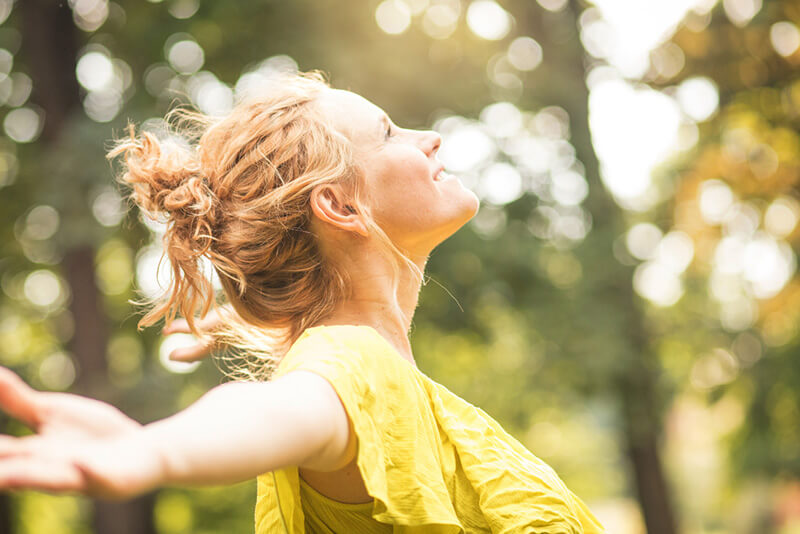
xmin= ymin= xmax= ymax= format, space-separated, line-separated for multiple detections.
xmin=315 ymin=254 xmax=426 ymax=367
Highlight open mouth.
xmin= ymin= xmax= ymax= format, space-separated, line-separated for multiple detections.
xmin=433 ymin=165 xmax=448 ymax=181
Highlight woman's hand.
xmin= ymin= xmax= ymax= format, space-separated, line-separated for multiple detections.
xmin=0 ymin=367 xmax=165 ymax=499
xmin=162 ymin=304 xmax=231 ymax=362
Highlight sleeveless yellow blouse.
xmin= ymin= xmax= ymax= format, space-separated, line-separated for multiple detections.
xmin=255 ymin=325 xmax=605 ymax=534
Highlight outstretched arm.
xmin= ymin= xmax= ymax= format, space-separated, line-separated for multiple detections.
xmin=0 ymin=368 xmax=354 ymax=500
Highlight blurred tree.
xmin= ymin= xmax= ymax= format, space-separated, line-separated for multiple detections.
xmin=17 ymin=1 xmax=157 ymax=533
xmin=654 ymin=0 xmax=800 ymax=491
xmin=5 ymin=0 xmax=769 ymax=532
xmin=405 ymin=1 xmax=679 ymax=531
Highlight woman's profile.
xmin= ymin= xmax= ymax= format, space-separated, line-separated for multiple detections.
xmin=0 ymin=70 xmax=605 ymax=533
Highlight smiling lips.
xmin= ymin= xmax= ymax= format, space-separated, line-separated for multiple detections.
xmin=433 ymin=164 xmax=447 ymax=181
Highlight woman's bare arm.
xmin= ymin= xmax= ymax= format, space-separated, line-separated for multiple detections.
xmin=0 ymin=367 xmax=355 ymax=499
xmin=148 ymin=370 xmax=356 ymax=485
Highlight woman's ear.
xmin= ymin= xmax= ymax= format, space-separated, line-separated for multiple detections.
xmin=309 ymin=184 xmax=369 ymax=237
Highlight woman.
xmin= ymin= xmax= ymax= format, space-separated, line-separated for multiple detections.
xmin=0 ymin=70 xmax=605 ymax=533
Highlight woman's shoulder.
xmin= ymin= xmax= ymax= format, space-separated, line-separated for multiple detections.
xmin=277 ymin=324 xmax=415 ymax=377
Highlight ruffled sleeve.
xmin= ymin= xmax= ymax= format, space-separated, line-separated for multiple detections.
xmin=424 ymin=379 xmax=606 ymax=534
xmin=255 ymin=325 xmax=465 ymax=534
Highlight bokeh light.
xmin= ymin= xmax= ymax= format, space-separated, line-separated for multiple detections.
xmin=690 ymin=348 xmax=739 ymax=390
xmin=422 ymin=3 xmax=460 ymax=40
xmin=234 ymin=55 xmax=299 ymax=102
xmin=437 ymin=123 xmax=496 ymax=172
xmin=480 ymin=162 xmax=522 ymax=205
xmin=38 ymin=352 xmax=76 ymax=391
xmin=589 ymin=76 xmax=682 ymax=209
xmin=699 ymin=179 xmax=735 ymax=225
xmin=634 ymin=261 xmax=684 ymax=306
xmin=466 ymin=1 xmax=512 ymax=41
xmin=136 ymin=245 xmax=174 ymax=300
xmin=169 ymin=0 xmax=200 ymax=19
xmin=770 ymin=22 xmax=800 ymax=58
xmin=96 ymin=239 xmax=134 ymax=296
xmin=626 ymin=223 xmax=663 ymax=261
xmin=656 ymin=231 xmax=694 ymax=274
xmin=550 ymin=170 xmax=588 ymax=206
xmin=764 ymin=197 xmax=800 ymax=238
xmin=7 ymin=72 xmax=33 ymax=108
xmin=188 ymin=71 xmax=233 ymax=116
xmin=166 ymin=38 xmax=205 ymax=74
xmin=76 ymin=46 xmax=130 ymax=123
xmin=69 ymin=0 xmax=110 ymax=32
xmin=4 ymin=107 xmax=43 ymax=143
xmin=92 ymin=187 xmax=125 ymax=227
xmin=23 ymin=270 xmax=65 ymax=310
xmin=507 ymin=37 xmax=543 ymax=71
xmin=536 ymin=0 xmax=567 ymax=12
xmin=722 ymin=0 xmax=762 ymax=28
xmin=24 ymin=205 xmax=60 ymax=241
xmin=375 ymin=0 xmax=412 ymax=35
xmin=0 ymin=0 xmax=12 ymax=25
xmin=480 ymin=101 xmax=522 ymax=138
xmin=159 ymin=334 xmax=202 ymax=374
xmin=587 ymin=0 xmax=713 ymax=78
xmin=76 ymin=51 xmax=114 ymax=92
xmin=406 ymin=0 xmax=429 ymax=16
xmin=676 ymin=76 xmax=719 ymax=122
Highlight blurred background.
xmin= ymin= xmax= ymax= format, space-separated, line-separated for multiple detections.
xmin=1 ymin=0 xmax=798 ymax=532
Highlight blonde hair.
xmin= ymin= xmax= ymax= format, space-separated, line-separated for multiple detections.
xmin=109 ymin=70 xmax=421 ymax=380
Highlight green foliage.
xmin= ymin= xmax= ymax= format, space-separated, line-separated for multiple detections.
xmin=3 ymin=0 xmax=800 ymax=532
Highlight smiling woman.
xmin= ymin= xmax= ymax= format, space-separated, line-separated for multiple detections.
xmin=0 ymin=69 xmax=604 ymax=533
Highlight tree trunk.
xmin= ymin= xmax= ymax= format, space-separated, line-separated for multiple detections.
xmin=19 ymin=2 xmax=157 ymax=533
xmin=520 ymin=1 xmax=680 ymax=532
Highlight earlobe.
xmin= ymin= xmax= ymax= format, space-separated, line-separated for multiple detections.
xmin=309 ymin=185 xmax=369 ymax=238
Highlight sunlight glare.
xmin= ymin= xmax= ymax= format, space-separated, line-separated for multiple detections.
xmin=699 ymin=180 xmax=735 ymax=225
xmin=589 ymin=77 xmax=681 ymax=204
xmin=376 ymin=0 xmax=412 ymax=35
xmin=438 ymin=125 xmax=496 ymax=172
xmin=159 ymin=335 xmax=202 ymax=374
xmin=764 ymin=196 xmax=800 ymax=238
xmin=467 ymin=1 xmax=512 ymax=41
xmin=480 ymin=162 xmax=523 ymax=205
xmin=676 ymin=77 xmax=719 ymax=122
xmin=626 ymin=223 xmax=663 ymax=261
xmin=722 ymin=0 xmax=762 ymax=28
xmin=507 ymin=37 xmax=543 ymax=71
xmin=770 ymin=22 xmax=800 ymax=57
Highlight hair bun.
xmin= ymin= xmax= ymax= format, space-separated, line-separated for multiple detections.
xmin=164 ymin=175 xmax=215 ymax=216
xmin=110 ymin=125 xmax=213 ymax=220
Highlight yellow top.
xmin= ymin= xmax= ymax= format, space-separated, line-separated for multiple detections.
xmin=255 ymin=325 xmax=605 ymax=534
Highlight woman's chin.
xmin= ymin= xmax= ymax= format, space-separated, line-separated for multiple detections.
xmin=467 ymin=191 xmax=481 ymax=217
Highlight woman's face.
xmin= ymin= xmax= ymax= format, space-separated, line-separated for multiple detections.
xmin=315 ymin=88 xmax=480 ymax=258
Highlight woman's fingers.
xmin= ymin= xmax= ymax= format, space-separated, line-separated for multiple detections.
xmin=0 ymin=456 xmax=85 ymax=492
xmin=0 ymin=367 xmax=42 ymax=429
xmin=163 ymin=309 xmax=226 ymax=361
xmin=163 ymin=307 xmax=224 ymax=335
xmin=0 ymin=435 xmax=41 ymax=459
xmin=169 ymin=342 xmax=214 ymax=362
xmin=162 ymin=317 xmax=190 ymax=335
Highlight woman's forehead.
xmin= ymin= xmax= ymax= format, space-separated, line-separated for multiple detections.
xmin=317 ymin=89 xmax=385 ymax=142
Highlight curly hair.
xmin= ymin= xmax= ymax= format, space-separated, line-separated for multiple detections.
xmin=108 ymin=69 xmax=420 ymax=380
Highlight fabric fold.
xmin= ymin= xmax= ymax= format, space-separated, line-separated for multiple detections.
xmin=255 ymin=324 xmax=605 ymax=534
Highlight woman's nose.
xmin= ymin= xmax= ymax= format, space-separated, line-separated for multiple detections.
xmin=424 ymin=131 xmax=442 ymax=157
